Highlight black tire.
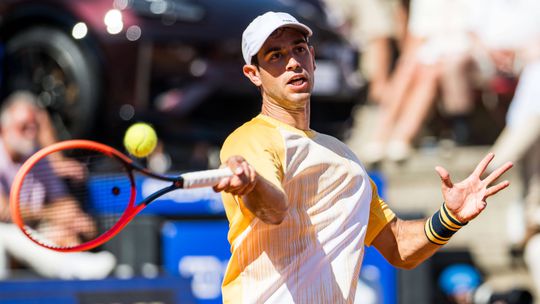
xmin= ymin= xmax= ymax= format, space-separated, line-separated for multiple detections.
xmin=3 ymin=27 xmax=100 ymax=138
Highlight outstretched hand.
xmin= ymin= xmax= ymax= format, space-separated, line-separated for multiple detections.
xmin=435 ymin=153 xmax=513 ymax=223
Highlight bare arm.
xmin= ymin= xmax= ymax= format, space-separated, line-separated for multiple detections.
xmin=372 ymin=218 xmax=439 ymax=269
xmin=372 ymin=153 xmax=513 ymax=269
xmin=36 ymin=106 xmax=59 ymax=147
xmin=214 ymin=155 xmax=288 ymax=225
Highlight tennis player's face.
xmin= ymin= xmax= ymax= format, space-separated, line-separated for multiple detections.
xmin=252 ymin=28 xmax=315 ymax=109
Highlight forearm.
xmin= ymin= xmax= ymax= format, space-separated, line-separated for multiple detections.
xmin=392 ymin=219 xmax=441 ymax=269
xmin=372 ymin=218 xmax=438 ymax=269
xmin=373 ymin=204 xmax=466 ymax=269
xmin=37 ymin=108 xmax=59 ymax=147
xmin=243 ymin=175 xmax=288 ymax=225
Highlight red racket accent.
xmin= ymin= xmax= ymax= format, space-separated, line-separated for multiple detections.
xmin=9 ymin=140 xmax=232 ymax=252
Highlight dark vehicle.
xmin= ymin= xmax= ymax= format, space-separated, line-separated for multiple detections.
xmin=0 ymin=0 xmax=363 ymax=167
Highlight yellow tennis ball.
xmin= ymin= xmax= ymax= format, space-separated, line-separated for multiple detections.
xmin=123 ymin=123 xmax=158 ymax=158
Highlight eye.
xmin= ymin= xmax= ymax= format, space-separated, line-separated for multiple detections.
xmin=295 ymin=46 xmax=306 ymax=53
xmin=269 ymin=52 xmax=282 ymax=61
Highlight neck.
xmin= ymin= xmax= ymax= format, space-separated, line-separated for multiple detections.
xmin=261 ymin=99 xmax=310 ymax=130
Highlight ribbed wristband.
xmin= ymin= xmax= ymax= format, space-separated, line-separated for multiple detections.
xmin=424 ymin=203 xmax=468 ymax=245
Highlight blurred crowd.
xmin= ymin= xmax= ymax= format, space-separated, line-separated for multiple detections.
xmin=322 ymin=0 xmax=540 ymax=302
xmin=0 ymin=91 xmax=115 ymax=280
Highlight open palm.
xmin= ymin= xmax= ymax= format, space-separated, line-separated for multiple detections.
xmin=435 ymin=153 xmax=513 ymax=223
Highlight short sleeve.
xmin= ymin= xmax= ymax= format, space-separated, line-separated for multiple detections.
xmin=364 ymin=178 xmax=396 ymax=246
xmin=220 ymin=119 xmax=285 ymax=192
xmin=219 ymin=118 xmax=286 ymax=242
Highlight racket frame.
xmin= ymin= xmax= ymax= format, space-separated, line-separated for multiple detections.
xmin=10 ymin=140 xmax=206 ymax=252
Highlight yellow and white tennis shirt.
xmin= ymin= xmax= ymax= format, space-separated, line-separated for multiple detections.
xmin=220 ymin=114 xmax=395 ymax=303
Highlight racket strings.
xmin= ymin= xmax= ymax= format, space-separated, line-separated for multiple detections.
xmin=16 ymin=148 xmax=133 ymax=249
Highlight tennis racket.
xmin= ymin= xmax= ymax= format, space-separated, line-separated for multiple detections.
xmin=9 ymin=139 xmax=232 ymax=252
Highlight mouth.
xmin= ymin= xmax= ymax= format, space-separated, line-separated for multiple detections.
xmin=287 ymin=74 xmax=308 ymax=88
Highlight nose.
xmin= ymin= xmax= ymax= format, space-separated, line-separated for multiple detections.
xmin=286 ymin=55 xmax=301 ymax=71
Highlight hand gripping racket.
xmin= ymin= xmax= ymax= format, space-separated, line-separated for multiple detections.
xmin=9 ymin=140 xmax=232 ymax=252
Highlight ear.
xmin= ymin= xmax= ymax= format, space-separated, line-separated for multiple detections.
xmin=243 ymin=64 xmax=262 ymax=87
xmin=310 ymin=45 xmax=316 ymax=70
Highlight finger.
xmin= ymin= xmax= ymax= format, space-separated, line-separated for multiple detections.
xmin=234 ymin=162 xmax=252 ymax=194
xmin=231 ymin=179 xmax=250 ymax=195
xmin=222 ymin=167 xmax=246 ymax=192
xmin=247 ymin=163 xmax=257 ymax=185
xmin=237 ymin=164 xmax=257 ymax=195
xmin=484 ymin=161 xmax=513 ymax=185
xmin=241 ymin=161 xmax=253 ymax=180
xmin=212 ymin=184 xmax=221 ymax=192
xmin=220 ymin=169 xmax=245 ymax=192
xmin=477 ymin=200 xmax=488 ymax=212
xmin=228 ymin=173 xmax=249 ymax=193
xmin=485 ymin=180 xmax=510 ymax=198
xmin=212 ymin=177 xmax=231 ymax=192
xmin=219 ymin=169 xmax=249 ymax=194
xmin=473 ymin=152 xmax=495 ymax=177
xmin=227 ymin=155 xmax=246 ymax=170
xmin=435 ymin=166 xmax=453 ymax=189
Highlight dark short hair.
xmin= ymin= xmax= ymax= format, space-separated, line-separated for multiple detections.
xmin=251 ymin=55 xmax=259 ymax=67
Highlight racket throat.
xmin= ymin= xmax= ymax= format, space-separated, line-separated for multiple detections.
xmin=141 ymin=183 xmax=181 ymax=206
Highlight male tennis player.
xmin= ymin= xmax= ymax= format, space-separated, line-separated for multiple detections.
xmin=214 ymin=11 xmax=513 ymax=303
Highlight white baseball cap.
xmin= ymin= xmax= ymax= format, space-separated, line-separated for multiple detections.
xmin=242 ymin=11 xmax=313 ymax=65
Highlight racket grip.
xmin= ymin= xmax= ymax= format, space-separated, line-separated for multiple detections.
xmin=181 ymin=167 xmax=233 ymax=188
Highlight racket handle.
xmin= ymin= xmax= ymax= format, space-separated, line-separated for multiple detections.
xmin=181 ymin=167 xmax=233 ymax=188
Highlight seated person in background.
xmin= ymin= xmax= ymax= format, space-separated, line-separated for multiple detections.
xmin=322 ymin=0 xmax=406 ymax=104
xmin=27 ymin=91 xmax=86 ymax=182
xmin=472 ymin=0 xmax=540 ymax=297
xmin=0 ymin=91 xmax=115 ymax=280
xmin=363 ymin=0 xmax=478 ymax=164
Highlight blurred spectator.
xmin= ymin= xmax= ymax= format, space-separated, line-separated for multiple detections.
xmin=494 ymin=60 xmax=540 ymax=304
xmin=489 ymin=63 xmax=540 ymax=244
xmin=363 ymin=0 xmax=478 ymax=164
xmin=484 ymin=289 xmax=534 ymax=304
xmin=323 ymin=0 xmax=407 ymax=104
xmin=438 ymin=263 xmax=534 ymax=304
xmin=469 ymin=0 xmax=540 ymax=298
xmin=468 ymin=0 xmax=540 ymax=293
xmin=0 ymin=91 xmax=116 ymax=279
xmin=439 ymin=263 xmax=482 ymax=304
xmin=362 ymin=0 xmax=540 ymax=164
xmin=525 ymin=233 xmax=540 ymax=301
